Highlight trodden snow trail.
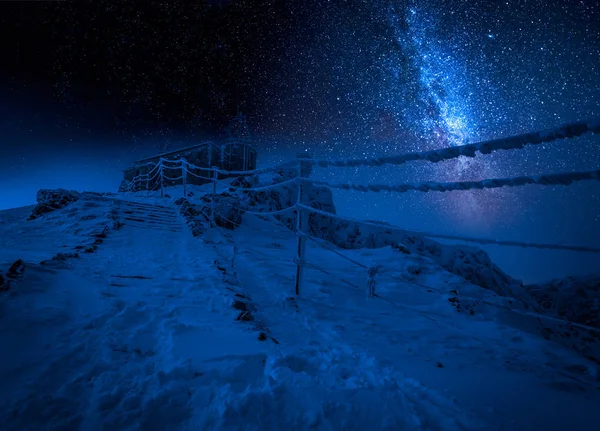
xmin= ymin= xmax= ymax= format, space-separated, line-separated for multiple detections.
xmin=207 ymin=218 xmax=489 ymax=431
xmin=225 ymin=214 xmax=600 ymax=431
xmin=2 ymin=199 xmax=485 ymax=431
xmin=0 ymin=200 xmax=270 ymax=430
xmin=7 ymin=197 xmax=597 ymax=429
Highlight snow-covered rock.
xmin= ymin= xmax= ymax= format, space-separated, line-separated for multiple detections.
xmin=0 ymin=259 xmax=26 ymax=292
xmin=174 ymin=197 xmax=209 ymax=236
xmin=200 ymin=192 xmax=244 ymax=230
xmin=28 ymin=189 xmax=80 ymax=220
xmin=526 ymin=274 xmax=600 ymax=329
xmin=175 ymin=192 xmax=244 ymax=234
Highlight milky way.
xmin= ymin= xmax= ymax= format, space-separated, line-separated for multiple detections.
xmin=297 ymin=0 xmax=600 ymax=238
xmin=1 ymin=0 xmax=599 ymax=280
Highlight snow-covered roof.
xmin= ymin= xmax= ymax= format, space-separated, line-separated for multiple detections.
xmin=133 ymin=140 xmax=257 ymax=165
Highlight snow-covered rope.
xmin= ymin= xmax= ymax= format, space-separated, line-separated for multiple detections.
xmin=216 ymin=177 xmax=298 ymax=192
xmin=299 ymin=232 xmax=368 ymax=270
xmin=180 ymin=157 xmax=297 ymax=176
xmin=208 ymin=163 xmax=297 ymax=176
xmin=244 ymin=207 xmax=296 ymax=216
xmin=152 ymin=156 xmax=299 ymax=177
xmin=216 ymin=199 xmax=297 ymax=217
xmin=243 ymin=206 xmax=297 ymax=216
xmin=184 ymin=170 xmax=214 ymax=181
xmin=304 ymin=118 xmax=600 ymax=168
xmin=296 ymin=203 xmax=600 ymax=253
xmin=303 ymin=169 xmax=600 ymax=194
xmin=304 ymin=261 xmax=362 ymax=290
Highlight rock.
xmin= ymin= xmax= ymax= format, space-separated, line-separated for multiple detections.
xmin=52 ymin=252 xmax=79 ymax=261
xmin=174 ymin=198 xmax=209 ymax=237
xmin=7 ymin=259 xmax=25 ymax=278
xmin=526 ymin=274 xmax=600 ymax=329
xmin=229 ymin=175 xmax=257 ymax=192
xmin=92 ymin=227 xmax=109 ymax=239
xmin=391 ymin=242 xmax=411 ymax=254
xmin=28 ymin=189 xmax=80 ymax=220
xmin=236 ymin=310 xmax=254 ymax=321
xmin=232 ymin=300 xmax=248 ymax=311
xmin=0 ymin=274 xmax=7 ymax=292
xmin=198 ymin=192 xmax=244 ymax=230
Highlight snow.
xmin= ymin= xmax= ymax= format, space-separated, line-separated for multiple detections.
xmin=1 ymin=189 xmax=600 ymax=430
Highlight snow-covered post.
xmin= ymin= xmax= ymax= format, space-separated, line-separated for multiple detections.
xmin=294 ymin=153 xmax=312 ymax=296
xmin=182 ymin=159 xmax=187 ymax=198
xmin=366 ymin=265 xmax=381 ymax=299
xmin=210 ymin=166 xmax=217 ymax=228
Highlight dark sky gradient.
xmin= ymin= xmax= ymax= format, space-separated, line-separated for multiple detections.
xmin=1 ymin=0 xmax=599 ymax=282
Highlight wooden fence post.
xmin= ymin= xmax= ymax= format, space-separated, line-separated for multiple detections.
xmin=366 ymin=265 xmax=381 ymax=299
xmin=294 ymin=153 xmax=312 ymax=296
xmin=211 ymin=166 xmax=217 ymax=228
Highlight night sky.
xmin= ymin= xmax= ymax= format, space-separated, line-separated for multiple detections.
xmin=1 ymin=0 xmax=599 ymax=282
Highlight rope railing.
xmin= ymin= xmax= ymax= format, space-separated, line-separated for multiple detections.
xmin=120 ymin=118 xmax=600 ymax=301
xmin=302 ymin=169 xmax=600 ymax=194
xmin=115 ymin=120 xmax=600 ymax=381
xmin=303 ymin=118 xmax=600 ymax=169
xmin=296 ymin=203 xmax=600 ymax=253
xmin=216 ymin=177 xmax=298 ymax=192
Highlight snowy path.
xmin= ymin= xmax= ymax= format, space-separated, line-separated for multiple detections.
xmin=3 ymin=198 xmax=599 ymax=430
xmin=1 ymin=200 xmax=486 ymax=430
xmin=209 ymin=221 xmax=487 ymax=430
xmin=0 ymin=200 xmax=475 ymax=430
xmin=0 ymin=201 xmax=268 ymax=430
xmin=228 ymin=215 xmax=600 ymax=431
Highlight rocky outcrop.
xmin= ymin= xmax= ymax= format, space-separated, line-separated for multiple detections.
xmin=28 ymin=189 xmax=80 ymax=220
xmin=199 ymin=192 xmax=244 ymax=230
xmin=0 ymin=259 xmax=26 ymax=292
xmin=526 ymin=274 xmax=600 ymax=329
xmin=175 ymin=192 xmax=244 ymax=235
xmin=174 ymin=198 xmax=209 ymax=237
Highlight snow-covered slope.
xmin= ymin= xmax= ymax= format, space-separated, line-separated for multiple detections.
xmin=234 ymin=169 xmax=533 ymax=306
xmin=1 ymin=189 xmax=600 ymax=430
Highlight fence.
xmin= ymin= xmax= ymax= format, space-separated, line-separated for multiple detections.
xmin=121 ymin=118 xmax=600 ymax=298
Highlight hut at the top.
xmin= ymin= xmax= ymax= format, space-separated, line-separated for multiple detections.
xmin=119 ymin=112 xmax=257 ymax=192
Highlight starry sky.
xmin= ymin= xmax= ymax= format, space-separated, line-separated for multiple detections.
xmin=1 ymin=0 xmax=599 ymax=282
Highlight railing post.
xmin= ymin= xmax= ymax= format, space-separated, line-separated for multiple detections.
xmin=211 ymin=166 xmax=217 ymax=228
xmin=366 ymin=265 xmax=381 ymax=299
xmin=294 ymin=153 xmax=312 ymax=296
xmin=182 ymin=159 xmax=187 ymax=198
